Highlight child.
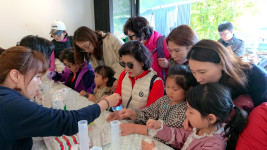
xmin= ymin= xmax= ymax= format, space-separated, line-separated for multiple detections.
xmin=117 ymin=65 xmax=197 ymax=137
xmin=80 ymin=66 xmax=116 ymax=102
xmin=143 ymin=83 xmax=247 ymax=150
xmin=47 ymin=49 xmax=95 ymax=93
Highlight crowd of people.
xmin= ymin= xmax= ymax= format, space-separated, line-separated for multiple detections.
xmin=0 ymin=18 xmax=267 ymax=150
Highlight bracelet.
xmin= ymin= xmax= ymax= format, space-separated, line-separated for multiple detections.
xmin=102 ymin=99 xmax=110 ymax=109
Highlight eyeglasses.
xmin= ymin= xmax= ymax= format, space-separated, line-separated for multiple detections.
xmin=128 ymin=34 xmax=135 ymax=40
xmin=80 ymin=42 xmax=91 ymax=52
xmin=119 ymin=61 xmax=134 ymax=69
xmin=219 ymin=31 xmax=229 ymax=37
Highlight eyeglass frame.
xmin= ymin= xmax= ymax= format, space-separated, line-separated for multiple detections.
xmin=219 ymin=31 xmax=230 ymax=37
xmin=79 ymin=42 xmax=91 ymax=52
xmin=119 ymin=61 xmax=134 ymax=69
xmin=128 ymin=34 xmax=135 ymax=40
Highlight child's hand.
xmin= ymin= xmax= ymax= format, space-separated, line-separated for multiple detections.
xmin=142 ymin=140 xmax=155 ymax=150
xmin=120 ymin=123 xmax=136 ymax=136
xmin=110 ymin=79 xmax=118 ymax=93
xmin=146 ymin=119 xmax=162 ymax=129
xmin=88 ymin=94 xmax=97 ymax=102
xmin=94 ymin=86 xmax=98 ymax=93
xmin=47 ymin=71 xmax=56 ymax=80
xmin=183 ymin=117 xmax=192 ymax=130
xmin=119 ymin=108 xmax=137 ymax=120
xmin=79 ymin=90 xmax=87 ymax=96
xmin=106 ymin=111 xmax=120 ymax=122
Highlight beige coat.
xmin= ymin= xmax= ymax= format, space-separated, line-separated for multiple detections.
xmin=90 ymin=32 xmax=125 ymax=79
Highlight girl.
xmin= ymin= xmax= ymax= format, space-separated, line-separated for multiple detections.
xmin=166 ymin=25 xmax=198 ymax=66
xmin=47 ymin=49 xmax=95 ymax=93
xmin=73 ymin=26 xmax=125 ymax=92
xmin=187 ymin=39 xmax=267 ymax=107
xmin=118 ymin=65 xmax=197 ymax=137
xmin=143 ymin=83 xmax=247 ymax=150
xmin=106 ymin=41 xmax=165 ymax=121
xmin=0 ymin=46 xmax=120 ymax=149
xmin=80 ymin=65 xmax=116 ymax=102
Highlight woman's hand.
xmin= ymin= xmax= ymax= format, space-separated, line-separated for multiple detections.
xmin=98 ymin=93 xmax=121 ymax=112
xmin=79 ymin=90 xmax=87 ymax=96
xmin=146 ymin=119 xmax=162 ymax=130
xmin=119 ymin=108 xmax=137 ymax=120
xmin=142 ymin=140 xmax=155 ymax=150
xmin=120 ymin=123 xmax=136 ymax=136
xmin=110 ymin=79 xmax=118 ymax=93
xmin=157 ymin=58 xmax=169 ymax=68
xmin=106 ymin=111 xmax=120 ymax=122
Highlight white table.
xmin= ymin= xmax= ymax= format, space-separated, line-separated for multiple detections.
xmin=32 ymin=82 xmax=173 ymax=150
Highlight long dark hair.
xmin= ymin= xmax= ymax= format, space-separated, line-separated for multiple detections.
xmin=186 ymin=83 xmax=247 ymax=150
xmin=73 ymin=26 xmax=108 ymax=65
xmin=94 ymin=66 xmax=116 ymax=87
xmin=187 ymin=39 xmax=251 ymax=89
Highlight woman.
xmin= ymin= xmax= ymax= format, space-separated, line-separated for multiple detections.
xmin=123 ymin=16 xmax=170 ymax=81
xmin=0 ymin=46 xmax=120 ymax=150
xmin=73 ymin=26 xmax=125 ymax=91
xmin=50 ymin=20 xmax=73 ymax=59
xmin=187 ymin=39 xmax=267 ymax=107
xmin=166 ymin=25 xmax=198 ymax=66
xmin=106 ymin=41 xmax=164 ymax=121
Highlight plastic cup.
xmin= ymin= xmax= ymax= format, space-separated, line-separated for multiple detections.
xmin=110 ymin=120 xmax=120 ymax=150
xmin=78 ymin=120 xmax=90 ymax=150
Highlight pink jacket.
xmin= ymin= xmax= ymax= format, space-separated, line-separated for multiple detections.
xmin=150 ymin=123 xmax=225 ymax=150
xmin=49 ymin=51 xmax=55 ymax=71
xmin=144 ymin=31 xmax=170 ymax=81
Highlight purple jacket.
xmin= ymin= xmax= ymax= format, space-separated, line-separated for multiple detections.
xmin=53 ymin=64 xmax=95 ymax=93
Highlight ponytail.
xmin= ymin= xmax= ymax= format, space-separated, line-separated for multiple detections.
xmin=224 ymin=106 xmax=248 ymax=150
xmin=107 ymin=77 xmax=116 ymax=87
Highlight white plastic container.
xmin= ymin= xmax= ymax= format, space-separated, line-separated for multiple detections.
xmin=110 ymin=120 xmax=120 ymax=150
xmin=78 ymin=120 xmax=90 ymax=150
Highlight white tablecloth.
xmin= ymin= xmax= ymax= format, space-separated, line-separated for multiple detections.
xmin=32 ymin=82 xmax=173 ymax=150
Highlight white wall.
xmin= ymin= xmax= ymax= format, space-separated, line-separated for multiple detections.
xmin=0 ymin=0 xmax=95 ymax=49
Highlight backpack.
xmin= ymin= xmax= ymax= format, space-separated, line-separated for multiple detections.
xmin=152 ymin=36 xmax=166 ymax=81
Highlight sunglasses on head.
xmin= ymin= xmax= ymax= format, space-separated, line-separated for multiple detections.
xmin=119 ymin=61 xmax=134 ymax=69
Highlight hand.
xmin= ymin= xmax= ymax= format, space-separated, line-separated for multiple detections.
xmin=47 ymin=71 xmax=56 ymax=79
xmin=183 ymin=117 xmax=192 ymax=130
xmin=99 ymin=95 xmax=108 ymax=101
xmin=110 ymin=79 xmax=118 ymax=93
xmin=105 ymin=93 xmax=121 ymax=107
xmin=146 ymin=119 xmax=162 ymax=130
xmin=119 ymin=108 xmax=137 ymax=120
xmin=142 ymin=140 xmax=155 ymax=150
xmin=120 ymin=123 xmax=136 ymax=136
xmin=157 ymin=58 xmax=169 ymax=68
xmin=88 ymin=94 xmax=97 ymax=102
xmin=106 ymin=111 xmax=120 ymax=122
xmin=94 ymin=86 xmax=98 ymax=93
xmin=79 ymin=90 xmax=87 ymax=96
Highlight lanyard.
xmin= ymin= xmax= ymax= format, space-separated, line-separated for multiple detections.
xmin=126 ymin=96 xmax=132 ymax=109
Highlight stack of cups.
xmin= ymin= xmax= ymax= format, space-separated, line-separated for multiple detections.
xmin=110 ymin=120 xmax=120 ymax=150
